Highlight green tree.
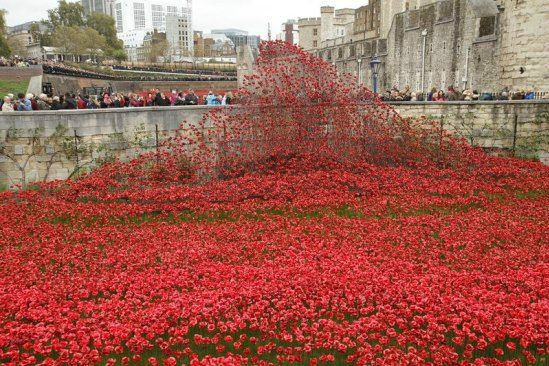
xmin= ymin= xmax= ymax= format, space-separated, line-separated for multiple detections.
xmin=82 ymin=27 xmax=108 ymax=59
xmin=45 ymin=0 xmax=85 ymax=31
xmin=52 ymin=26 xmax=86 ymax=57
xmin=29 ymin=23 xmax=51 ymax=47
xmin=0 ymin=9 xmax=11 ymax=57
xmin=7 ymin=37 xmax=28 ymax=57
xmin=86 ymin=12 xmax=123 ymax=54
xmin=112 ymin=49 xmax=127 ymax=62
xmin=145 ymin=32 xmax=169 ymax=63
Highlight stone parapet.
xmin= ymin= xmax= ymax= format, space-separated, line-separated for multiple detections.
xmin=0 ymin=101 xmax=547 ymax=189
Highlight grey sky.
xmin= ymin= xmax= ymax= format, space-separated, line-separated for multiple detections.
xmin=1 ymin=0 xmax=368 ymax=38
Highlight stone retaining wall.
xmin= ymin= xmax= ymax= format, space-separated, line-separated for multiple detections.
xmin=390 ymin=100 xmax=549 ymax=163
xmin=0 ymin=66 xmax=43 ymax=81
xmin=0 ymin=101 xmax=547 ymax=189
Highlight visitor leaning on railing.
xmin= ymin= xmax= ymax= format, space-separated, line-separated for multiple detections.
xmin=0 ymin=89 xmax=236 ymax=112
xmin=379 ymin=85 xmax=548 ymax=102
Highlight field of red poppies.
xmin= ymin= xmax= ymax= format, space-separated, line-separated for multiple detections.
xmin=1 ymin=42 xmax=548 ymax=366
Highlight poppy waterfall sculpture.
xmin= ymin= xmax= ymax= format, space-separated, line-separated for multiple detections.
xmin=0 ymin=42 xmax=548 ymax=366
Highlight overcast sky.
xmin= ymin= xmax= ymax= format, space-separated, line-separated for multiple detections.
xmin=1 ymin=0 xmax=367 ymax=38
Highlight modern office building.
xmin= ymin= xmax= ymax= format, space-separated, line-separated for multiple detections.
xmin=276 ymin=19 xmax=299 ymax=45
xmin=166 ymin=14 xmax=193 ymax=59
xmin=81 ymin=0 xmax=115 ymax=17
xmin=113 ymin=0 xmax=192 ymax=46
xmin=211 ymin=29 xmax=248 ymax=37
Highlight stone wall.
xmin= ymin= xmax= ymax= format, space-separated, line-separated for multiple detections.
xmin=0 ymin=101 xmax=548 ymax=189
xmin=390 ymin=100 xmax=549 ymax=163
xmin=0 ymin=106 xmax=213 ymax=189
xmin=0 ymin=66 xmax=43 ymax=81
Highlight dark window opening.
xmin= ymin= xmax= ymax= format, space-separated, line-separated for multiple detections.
xmin=479 ymin=16 xmax=496 ymax=37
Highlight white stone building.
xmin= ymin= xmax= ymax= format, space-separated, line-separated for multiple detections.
xmin=113 ymin=0 xmax=192 ymax=50
xmin=166 ymin=14 xmax=194 ymax=60
xmin=298 ymin=7 xmax=356 ymax=51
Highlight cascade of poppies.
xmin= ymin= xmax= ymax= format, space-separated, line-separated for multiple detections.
xmin=144 ymin=41 xmax=483 ymax=184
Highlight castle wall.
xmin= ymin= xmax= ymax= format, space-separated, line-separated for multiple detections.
xmin=310 ymin=0 xmax=548 ymax=94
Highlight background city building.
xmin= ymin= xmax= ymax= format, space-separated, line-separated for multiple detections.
xmin=166 ymin=14 xmax=193 ymax=60
xmin=113 ymin=0 xmax=193 ymax=60
xmin=81 ymin=0 xmax=115 ymax=17
xmin=276 ymin=19 xmax=299 ymax=45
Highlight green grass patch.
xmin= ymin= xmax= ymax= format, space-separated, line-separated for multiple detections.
xmin=0 ymin=79 xmax=30 ymax=98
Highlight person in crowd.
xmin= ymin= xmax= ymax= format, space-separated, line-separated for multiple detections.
xmin=2 ymin=96 xmax=14 ymax=112
xmin=17 ymin=93 xmax=32 ymax=111
xmin=174 ymin=92 xmax=185 ymax=106
xmin=112 ymin=94 xmax=122 ymax=108
xmin=524 ymin=89 xmax=535 ymax=100
xmin=462 ymin=89 xmax=473 ymax=101
xmin=446 ymin=86 xmax=459 ymax=101
xmin=223 ymin=92 xmax=234 ymax=105
xmin=29 ymin=94 xmax=39 ymax=111
xmin=185 ymin=90 xmax=198 ymax=105
xmin=479 ymin=92 xmax=494 ymax=101
xmin=205 ymin=91 xmax=217 ymax=105
xmin=50 ymin=96 xmax=62 ymax=110
xmin=145 ymin=93 xmax=154 ymax=107
xmin=77 ymin=95 xmax=87 ymax=109
xmin=471 ymin=90 xmax=480 ymax=101
xmin=99 ymin=94 xmax=108 ymax=108
xmin=89 ymin=96 xmax=100 ymax=109
xmin=427 ymin=87 xmax=437 ymax=102
xmin=498 ymin=91 xmax=509 ymax=101
xmin=432 ymin=90 xmax=446 ymax=102
xmin=170 ymin=91 xmax=178 ymax=106
xmin=410 ymin=92 xmax=418 ymax=102
xmin=129 ymin=94 xmax=140 ymax=108
xmin=37 ymin=94 xmax=51 ymax=110
xmin=62 ymin=93 xmax=77 ymax=109
xmin=154 ymin=91 xmax=164 ymax=106
xmin=163 ymin=93 xmax=171 ymax=106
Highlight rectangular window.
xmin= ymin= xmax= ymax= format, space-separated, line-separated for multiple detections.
xmin=152 ymin=5 xmax=165 ymax=29
xmin=479 ymin=16 xmax=496 ymax=37
xmin=338 ymin=47 xmax=343 ymax=59
xmin=350 ymin=45 xmax=356 ymax=57
xmin=115 ymin=3 xmax=123 ymax=32
xmin=133 ymin=3 xmax=145 ymax=29
xmin=313 ymin=28 xmax=318 ymax=36
xmin=313 ymin=40 xmax=318 ymax=48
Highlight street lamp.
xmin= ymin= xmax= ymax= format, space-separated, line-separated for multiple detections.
xmin=357 ymin=58 xmax=363 ymax=85
xmin=421 ymin=29 xmax=427 ymax=95
xmin=369 ymin=56 xmax=381 ymax=94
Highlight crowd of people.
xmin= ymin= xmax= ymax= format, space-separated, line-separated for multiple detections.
xmin=0 ymin=57 xmax=41 ymax=67
xmin=112 ymin=65 xmax=236 ymax=77
xmin=381 ymin=85 xmax=546 ymax=102
xmin=1 ymin=89 xmax=235 ymax=112
xmin=43 ymin=63 xmax=237 ymax=82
